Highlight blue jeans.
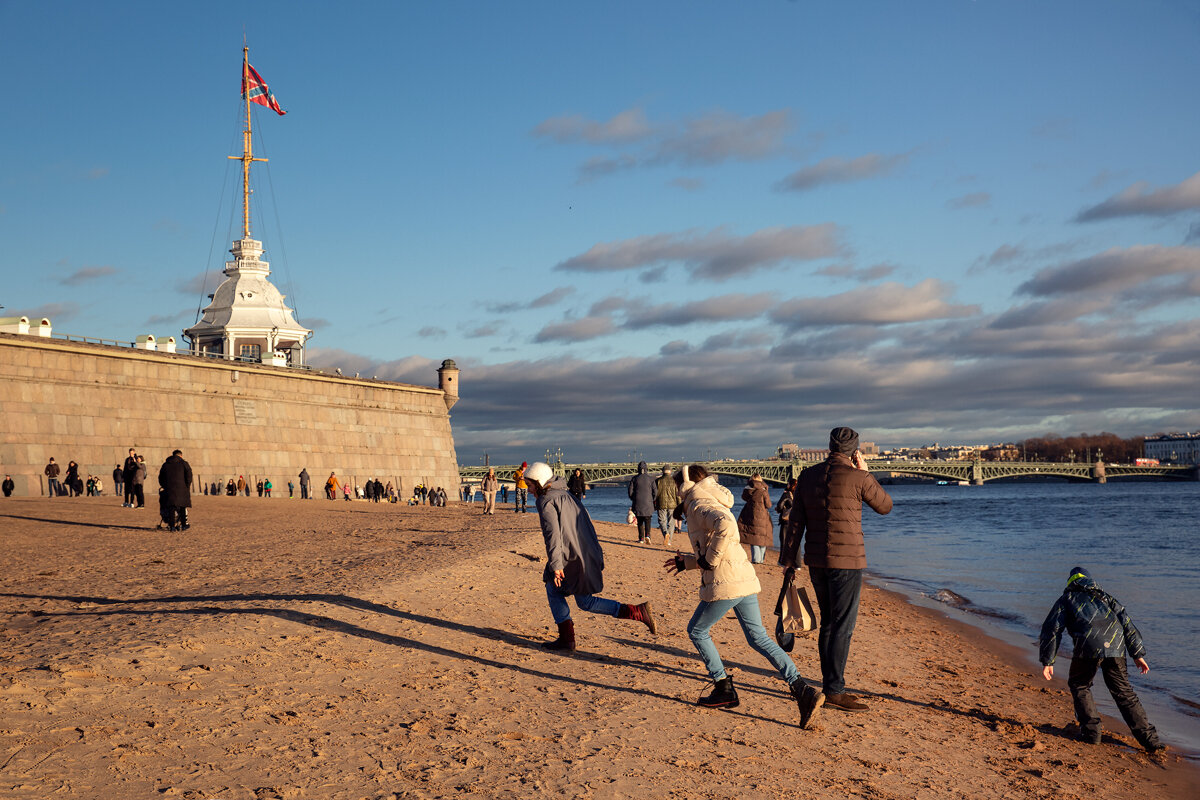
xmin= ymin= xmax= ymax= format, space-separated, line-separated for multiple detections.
xmin=546 ymin=583 xmax=620 ymax=624
xmin=47 ymin=478 xmax=60 ymax=497
xmin=687 ymin=594 xmax=799 ymax=684
xmin=808 ymin=567 xmax=862 ymax=694
xmin=657 ymin=509 xmax=675 ymax=539
xmin=750 ymin=545 xmax=766 ymax=563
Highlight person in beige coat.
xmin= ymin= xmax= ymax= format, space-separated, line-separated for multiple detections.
xmin=663 ymin=464 xmax=823 ymax=727
xmin=481 ymin=468 xmax=499 ymax=515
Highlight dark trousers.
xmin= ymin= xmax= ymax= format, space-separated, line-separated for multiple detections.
xmin=48 ymin=478 xmax=61 ymax=497
xmin=1067 ymin=656 xmax=1159 ymax=748
xmin=636 ymin=516 xmax=652 ymax=540
xmin=124 ymin=483 xmax=135 ymax=505
xmin=808 ymin=566 xmax=863 ymax=695
xmin=132 ymin=484 xmax=145 ymax=507
xmin=301 ymin=485 xmax=309 ymax=499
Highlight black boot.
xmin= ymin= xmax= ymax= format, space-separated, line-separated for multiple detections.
xmin=543 ymin=620 xmax=575 ymax=651
xmin=790 ymin=678 xmax=824 ymax=729
xmin=698 ymin=677 xmax=739 ymax=708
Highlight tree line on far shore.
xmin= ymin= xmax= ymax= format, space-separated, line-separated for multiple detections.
xmin=1009 ymin=432 xmax=1147 ymax=463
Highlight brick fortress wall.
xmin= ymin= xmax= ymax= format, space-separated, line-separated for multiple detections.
xmin=0 ymin=334 xmax=461 ymax=499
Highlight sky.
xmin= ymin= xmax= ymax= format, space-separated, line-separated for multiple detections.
xmin=2 ymin=1 xmax=1199 ymax=464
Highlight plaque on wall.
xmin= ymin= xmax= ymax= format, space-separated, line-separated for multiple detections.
xmin=233 ymin=399 xmax=261 ymax=425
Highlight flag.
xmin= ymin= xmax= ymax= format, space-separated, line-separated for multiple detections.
xmin=243 ymin=62 xmax=286 ymax=115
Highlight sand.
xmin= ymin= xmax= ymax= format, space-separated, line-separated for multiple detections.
xmin=0 ymin=494 xmax=1195 ymax=799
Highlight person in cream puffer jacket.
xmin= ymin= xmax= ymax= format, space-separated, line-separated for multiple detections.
xmin=664 ymin=464 xmax=823 ymax=727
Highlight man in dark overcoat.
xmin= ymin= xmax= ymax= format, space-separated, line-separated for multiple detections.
xmin=158 ymin=449 xmax=194 ymax=531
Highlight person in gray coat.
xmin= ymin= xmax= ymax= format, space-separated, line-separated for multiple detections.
xmin=525 ymin=462 xmax=656 ymax=651
xmin=628 ymin=460 xmax=658 ymax=544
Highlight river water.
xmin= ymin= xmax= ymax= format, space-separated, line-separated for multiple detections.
xmin=546 ymin=477 xmax=1200 ymax=754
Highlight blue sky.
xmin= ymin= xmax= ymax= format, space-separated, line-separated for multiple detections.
xmin=3 ymin=1 xmax=1198 ymax=463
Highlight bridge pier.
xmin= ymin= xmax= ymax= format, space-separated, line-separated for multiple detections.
xmin=971 ymin=459 xmax=984 ymax=486
xmin=1092 ymin=462 xmax=1107 ymax=484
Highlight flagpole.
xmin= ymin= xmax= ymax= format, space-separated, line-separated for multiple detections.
xmin=230 ymin=45 xmax=267 ymax=241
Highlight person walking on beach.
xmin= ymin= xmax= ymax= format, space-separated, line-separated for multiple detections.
xmin=299 ymin=468 xmax=311 ymax=500
xmin=3 ymin=475 xmax=15 ymax=497
xmin=481 ymin=468 xmax=498 ymax=515
xmin=514 ymin=462 xmax=529 ymax=513
xmin=524 ymin=461 xmax=656 ymax=651
xmin=737 ymin=474 xmax=773 ymax=565
xmin=122 ymin=449 xmax=139 ymax=506
xmin=158 ymin=449 xmax=193 ymax=531
xmin=628 ymin=461 xmax=657 ymax=544
xmin=567 ymin=468 xmax=587 ymax=503
xmin=782 ymin=427 xmax=892 ymax=713
xmin=326 ymin=472 xmax=339 ymax=500
xmin=65 ymin=460 xmax=81 ymax=497
xmin=654 ymin=466 xmax=679 ymax=546
xmin=1039 ymin=567 xmax=1163 ymax=752
xmin=663 ymin=464 xmax=824 ymax=727
xmin=131 ymin=456 xmax=147 ymax=508
xmin=775 ymin=478 xmax=796 ymax=558
xmin=112 ymin=464 xmax=124 ymax=500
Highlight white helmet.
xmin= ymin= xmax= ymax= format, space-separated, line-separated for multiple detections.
xmin=524 ymin=461 xmax=554 ymax=487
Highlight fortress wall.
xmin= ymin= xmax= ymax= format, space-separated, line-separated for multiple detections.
xmin=0 ymin=334 xmax=460 ymax=498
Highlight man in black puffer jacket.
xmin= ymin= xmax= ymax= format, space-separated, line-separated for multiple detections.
xmin=1039 ymin=566 xmax=1162 ymax=752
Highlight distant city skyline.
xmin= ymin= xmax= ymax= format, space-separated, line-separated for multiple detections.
xmin=2 ymin=2 xmax=1198 ymax=462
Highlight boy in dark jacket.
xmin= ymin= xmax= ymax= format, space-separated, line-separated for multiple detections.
xmin=1039 ymin=566 xmax=1162 ymax=752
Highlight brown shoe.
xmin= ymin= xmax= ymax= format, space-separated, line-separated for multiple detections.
xmin=824 ymin=692 xmax=868 ymax=712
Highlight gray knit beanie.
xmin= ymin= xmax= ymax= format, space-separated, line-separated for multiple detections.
xmin=829 ymin=426 xmax=859 ymax=454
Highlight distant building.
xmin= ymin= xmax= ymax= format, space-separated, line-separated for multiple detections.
xmin=1144 ymin=433 xmax=1200 ymax=465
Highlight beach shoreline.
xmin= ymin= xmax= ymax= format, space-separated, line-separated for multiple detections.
xmin=1 ymin=495 xmax=1196 ymax=799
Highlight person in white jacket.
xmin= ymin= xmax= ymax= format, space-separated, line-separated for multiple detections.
xmin=663 ymin=464 xmax=823 ymax=728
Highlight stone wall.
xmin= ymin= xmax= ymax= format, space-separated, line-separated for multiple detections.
xmin=0 ymin=334 xmax=460 ymax=499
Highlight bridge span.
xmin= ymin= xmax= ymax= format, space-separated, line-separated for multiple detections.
xmin=458 ymin=459 xmax=1198 ymax=487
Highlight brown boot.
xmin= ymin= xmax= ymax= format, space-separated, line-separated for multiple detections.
xmin=824 ymin=692 xmax=868 ymax=712
xmin=543 ymin=620 xmax=575 ymax=651
xmin=618 ymin=602 xmax=656 ymax=634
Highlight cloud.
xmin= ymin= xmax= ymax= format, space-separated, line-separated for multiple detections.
xmin=59 ymin=266 xmax=118 ymax=286
xmin=418 ymin=326 xmax=447 ymax=338
xmin=535 ymin=107 xmax=794 ymax=181
xmin=486 ymin=287 xmax=575 ymax=314
xmin=814 ymin=262 xmax=897 ymax=282
xmin=651 ymin=110 xmax=791 ymax=165
xmin=534 ymin=316 xmax=616 ymax=343
xmin=947 ymin=192 xmax=991 ymax=210
xmin=464 ymin=322 xmax=504 ymax=338
xmin=309 ymin=312 xmax=1200 ymax=463
xmin=532 ymin=108 xmax=653 ymax=145
xmin=1076 ymin=170 xmax=1200 ymax=222
xmin=304 ymin=317 xmax=331 ymax=331
xmin=555 ymin=224 xmax=842 ymax=282
xmin=624 ymin=293 xmax=775 ymax=329
xmin=87 ymin=167 xmax=110 ymax=180
xmin=1017 ymin=245 xmax=1200 ymax=297
xmin=770 ymin=279 xmax=979 ymax=330
xmin=20 ymin=302 xmax=81 ymax=323
xmin=775 ymin=152 xmax=909 ymax=192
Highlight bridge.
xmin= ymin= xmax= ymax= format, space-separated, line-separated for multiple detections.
xmin=458 ymin=459 xmax=1199 ymax=486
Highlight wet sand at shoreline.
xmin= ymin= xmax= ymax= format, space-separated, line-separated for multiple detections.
xmin=1 ymin=495 xmax=1195 ymax=799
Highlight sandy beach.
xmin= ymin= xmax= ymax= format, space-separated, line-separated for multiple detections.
xmin=0 ymin=495 xmax=1195 ymax=799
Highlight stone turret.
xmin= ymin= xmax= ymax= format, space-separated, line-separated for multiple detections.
xmin=438 ymin=359 xmax=459 ymax=411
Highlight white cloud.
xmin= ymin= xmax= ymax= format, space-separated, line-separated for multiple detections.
xmin=1076 ymin=170 xmax=1200 ymax=221
xmin=770 ymin=279 xmax=979 ymax=330
xmin=775 ymin=152 xmax=909 ymax=192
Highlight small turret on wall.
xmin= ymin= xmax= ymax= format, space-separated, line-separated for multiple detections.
xmin=438 ymin=359 xmax=459 ymax=411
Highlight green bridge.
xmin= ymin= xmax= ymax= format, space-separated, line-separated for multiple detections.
xmin=458 ymin=459 xmax=1199 ymax=486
